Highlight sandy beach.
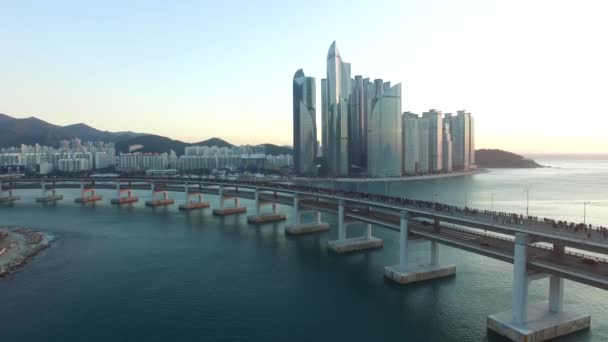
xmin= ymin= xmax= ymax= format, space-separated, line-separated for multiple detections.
xmin=0 ymin=226 xmax=51 ymax=278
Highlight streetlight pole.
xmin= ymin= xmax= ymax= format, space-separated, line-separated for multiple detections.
xmin=490 ymin=192 xmax=495 ymax=225
xmin=525 ymin=188 xmax=530 ymax=217
xmin=584 ymin=201 xmax=590 ymax=226
xmin=464 ymin=191 xmax=468 ymax=208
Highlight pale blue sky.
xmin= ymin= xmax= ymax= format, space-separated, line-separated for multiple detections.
xmin=1 ymin=0 xmax=607 ymax=153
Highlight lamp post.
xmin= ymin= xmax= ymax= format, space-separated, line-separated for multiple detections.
xmin=490 ymin=192 xmax=495 ymax=225
xmin=351 ymin=164 xmax=364 ymax=200
xmin=524 ymin=188 xmax=530 ymax=217
xmin=584 ymin=201 xmax=590 ymax=226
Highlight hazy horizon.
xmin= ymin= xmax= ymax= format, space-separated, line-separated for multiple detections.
xmin=1 ymin=0 xmax=607 ymax=154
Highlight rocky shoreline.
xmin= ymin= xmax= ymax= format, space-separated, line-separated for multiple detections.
xmin=0 ymin=226 xmax=52 ymax=278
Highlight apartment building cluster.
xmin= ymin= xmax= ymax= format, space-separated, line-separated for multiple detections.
xmin=293 ymin=41 xmax=476 ymax=178
xmin=0 ymin=139 xmax=115 ymax=174
xmin=0 ymin=139 xmax=292 ymax=174
xmin=402 ymin=110 xmax=475 ymax=175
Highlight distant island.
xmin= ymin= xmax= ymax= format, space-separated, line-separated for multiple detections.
xmin=475 ymin=149 xmax=544 ymax=168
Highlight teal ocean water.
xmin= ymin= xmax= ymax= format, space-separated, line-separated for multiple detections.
xmin=1 ymin=157 xmax=607 ymax=341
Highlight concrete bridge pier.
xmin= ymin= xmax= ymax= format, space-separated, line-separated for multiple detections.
xmin=487 ymin=233 xmax=590 ymax=342
xmin=74 ymin=181 xmax=102 ymax=203
xmin=285 ymin=193 xmax=329 ymax=235
xmin=384 ymin=212 xmax=456 ymax=284
xmin=111 ymin=181 xmax=138 ymax=205
xmin=179 ymin=183 xmax=210 ymax=211
xmin=327 ymin=199 xmax=383 ymax=253
xmin=145 ymin=183 xmax=175 ymax=207
xmin=247 ymin=188 xmax=286 ymax=224
xmin=36 ymin=181 xmax=63 ymax=203
xmin=0 ymin=182 xmax=20 ymax=203
xmin=212 ymin=185 xmax=247 ymax=216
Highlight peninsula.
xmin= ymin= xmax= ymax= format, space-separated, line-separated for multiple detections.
xmin=0 ymin=226 xmax=51 ymax=278
xmin=475 ymin=149 xmax=544 ymax=168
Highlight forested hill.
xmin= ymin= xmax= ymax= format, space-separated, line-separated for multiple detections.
xmin=475 ymin=149 xmax=543 ymax=168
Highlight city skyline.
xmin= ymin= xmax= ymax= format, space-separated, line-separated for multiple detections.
xmin=294 ymin=41 xmax=474 ymax=178
xmin=1 ymin=1 xmax=607 ymax=153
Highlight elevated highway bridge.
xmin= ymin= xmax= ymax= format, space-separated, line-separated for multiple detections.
xmin=2 ymin=177 xmax=606 ymax=341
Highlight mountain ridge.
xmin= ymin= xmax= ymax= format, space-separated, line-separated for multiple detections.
xmin=0 ymin=113 xmax=291 ymax=155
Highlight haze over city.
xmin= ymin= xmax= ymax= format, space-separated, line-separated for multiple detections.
xmin=1 ymin=0 xmax=607 ymax=153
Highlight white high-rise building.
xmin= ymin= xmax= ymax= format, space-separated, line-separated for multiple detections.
xmin=422 ymin=109 xmax=443 ymax=173
xmin=418 ymin=118 xmax=430 ymax=174
xmin=402 ymin=112 xmax=420 ymax=175
xmin=446 ymin=111 xmax=475 ymax=170
xmin=442 ymin=121 xmax=453 ymax=172
xmin=469 ymin=114 xmax=476 ymax=166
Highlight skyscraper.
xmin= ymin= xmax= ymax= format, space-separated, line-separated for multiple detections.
xmin=324 ymin=41 xmax=351 ymax=176
xmin=320 ymin=78 xmax=328 ymax=158
xmin=418 ymin=118 xmax=430 ymax=174
xmin=422 ymin=109 xmax=443 ymax=173
xmin=402 ymin=112 xmax=419 ymax=175
xmin=469 ymin=114 xmax=476 ymax=166
xmin=442 ymin=120 xmax=453 ymax=172
xmin=367 ymin=81 xmax=402 ymax=177
xmin=447 ymin=111 xmax=473 ymax=170
xmin=292 ymin=69 xmax=317 ymax=175
xmin=349 ymin=75 xmax=367 ymax=172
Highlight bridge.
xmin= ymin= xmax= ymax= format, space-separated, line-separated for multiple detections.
xmin=2 ymin=177 xmax=607 ymax=342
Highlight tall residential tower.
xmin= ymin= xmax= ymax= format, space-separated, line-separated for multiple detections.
xmin=367 ymin=81 xmax=402 ymax=177
xmin=293 ymin=69 xmax=317 ymax=175
xmin=323 ymin=41 xmax=351 ymax=176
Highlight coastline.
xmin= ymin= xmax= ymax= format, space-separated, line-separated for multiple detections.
xmin=0 ymin=226 xmax=52 ymax=278
xmin=293 ymin=168 xmax=484 ymax=183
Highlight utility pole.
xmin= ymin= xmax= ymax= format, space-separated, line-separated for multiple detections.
xmin=584 ymin=201 xmax=590 ymax=226
xmin=525 ymin=188 xmax=530 ymax=217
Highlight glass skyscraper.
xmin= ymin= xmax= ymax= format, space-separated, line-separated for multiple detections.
xmin=292 ymin=69 xmax=317 ymax=175
xmin=323 ymin=41 xmax=351 ymax=177
xmin=349 ymin=75 xmax=368 ymax=172
xmin=367 ymin=81 xmax=402 ymax=177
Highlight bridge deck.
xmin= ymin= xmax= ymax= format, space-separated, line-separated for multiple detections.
xmin=2 ymin=178 xmax=607 ymax=290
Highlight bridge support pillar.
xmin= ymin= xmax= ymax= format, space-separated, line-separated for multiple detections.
xmin=549 ymin=276 xmax=563 ymax=313
xmin=179 ymin=183 xmax=210 ymax=211
xmin=487 ymin=233 xmax=590 ymax=342
xmin=213 ymin=185 xmax=247 ymax=216
xmin=36 ymin=181 xmax=63 ymax=203
xmin=327 ymin=199 xmax=383 ymax=253
xmin=0 ymin=183 xmax=20 ymax=203
xmin=431 ymin=241 xmax=439 ymax=265
xmin=338 ymin=199 xmax=345 ymax=241
xmin=145 ymin=183 xmax=175 ymax=207
xmin=247 ymin=188 xmax=285 ymax=224
xmin=74 ymin=181 xmax=102 ymax=203
xmin=111 ymin=181 xmax=138 ymax=205
xmin=384 ymin=211 xmax=455 ymax=285
xmin=285 ymin=194 xmax=330 ymax=235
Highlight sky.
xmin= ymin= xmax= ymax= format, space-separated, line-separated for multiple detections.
xmin=1 ymin=0 xmax=607 ymax=154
